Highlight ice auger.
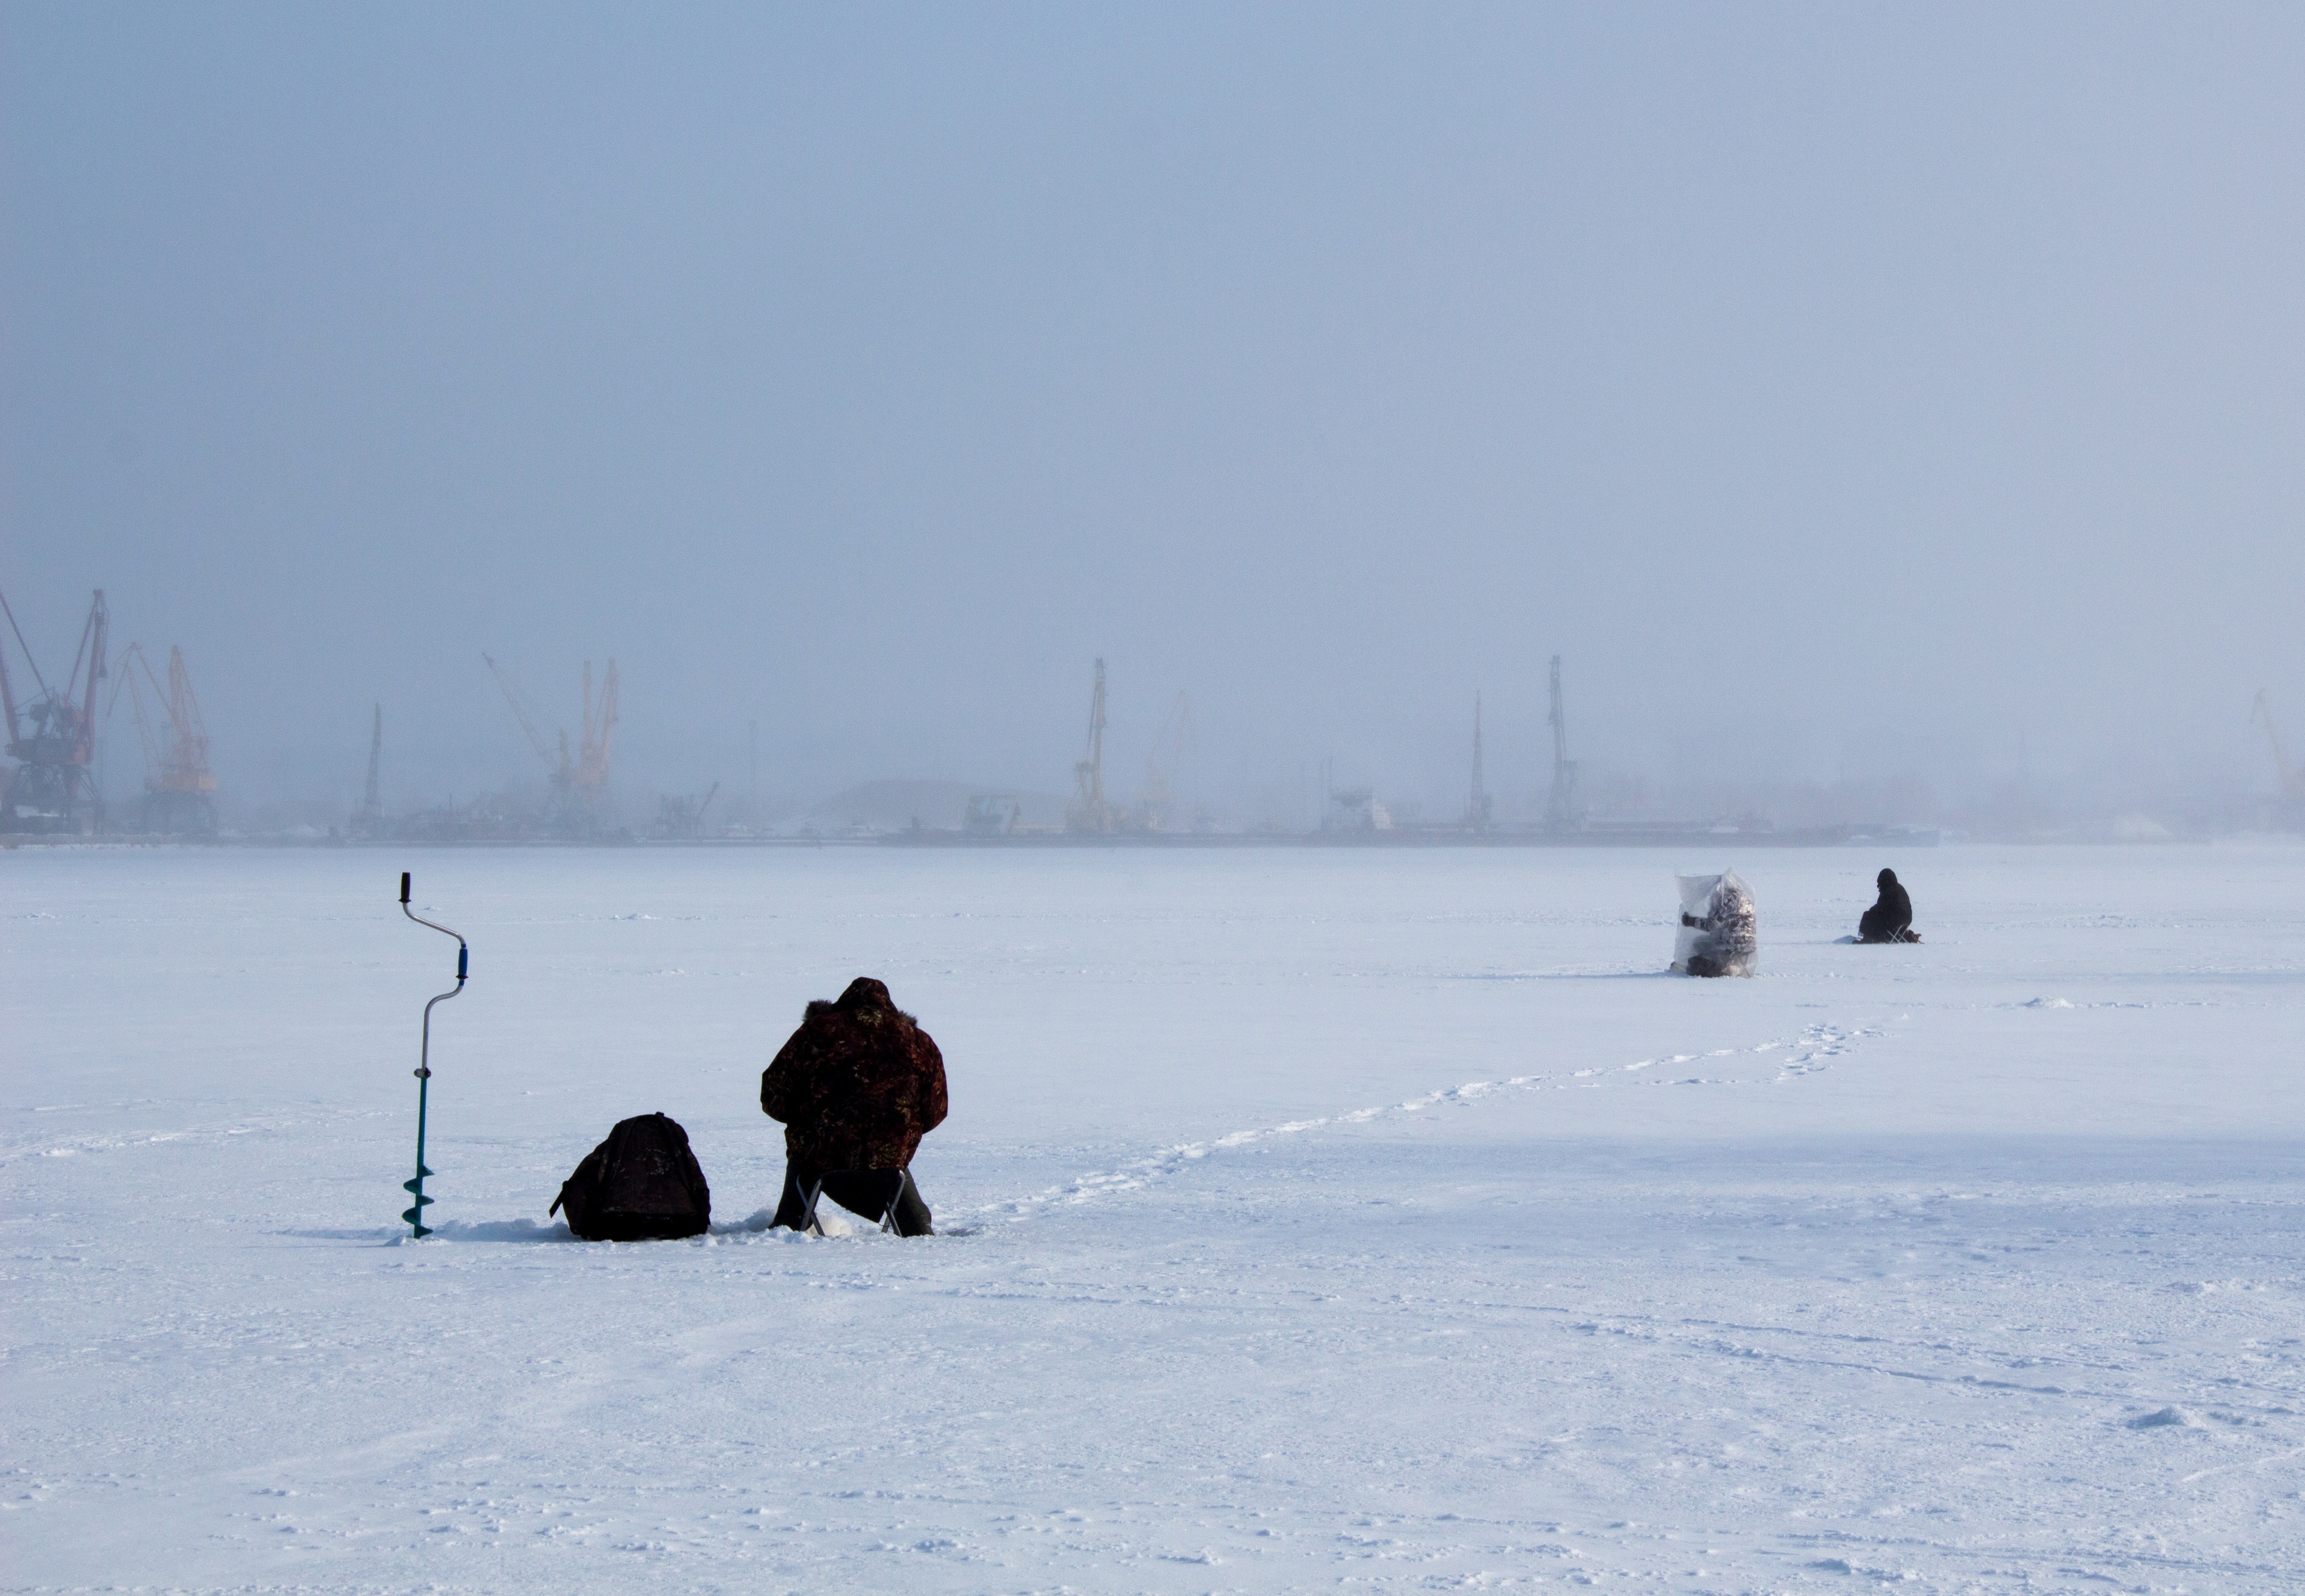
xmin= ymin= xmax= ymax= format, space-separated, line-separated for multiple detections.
xmin=399 ymin=871 xmax=468 ymax=1238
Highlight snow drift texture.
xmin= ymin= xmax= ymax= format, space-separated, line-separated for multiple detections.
xmin=6 ymin=842 xmax=2302 ymax=1593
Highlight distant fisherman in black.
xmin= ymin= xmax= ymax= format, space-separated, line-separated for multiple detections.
xmin=1857 ymin=868 xmax=1918 ymax=944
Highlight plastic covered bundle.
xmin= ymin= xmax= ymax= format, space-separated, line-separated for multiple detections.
xmin=1673 ymin=870 xmax=1757 ymax=977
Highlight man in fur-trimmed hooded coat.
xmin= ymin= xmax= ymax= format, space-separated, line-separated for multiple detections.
xmin=761 ymin=976 xmax=946 ymax=1235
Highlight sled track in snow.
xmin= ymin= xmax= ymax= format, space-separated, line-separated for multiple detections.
xmin=975 ymin=1021 xmax=1883 ymax=1224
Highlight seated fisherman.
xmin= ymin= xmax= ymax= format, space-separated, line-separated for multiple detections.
xmin=762 ymin=976 xmax=946 ymax=1236
xmin=1857 ymin=868 xmax=1917 ymax=943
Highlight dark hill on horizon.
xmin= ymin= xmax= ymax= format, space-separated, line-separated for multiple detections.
xmin=801 ymin=779 xmax=1069 ymax=833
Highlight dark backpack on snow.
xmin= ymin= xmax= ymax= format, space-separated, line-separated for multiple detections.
xmin=550 ymin=1113 xmax=711 ymax=1241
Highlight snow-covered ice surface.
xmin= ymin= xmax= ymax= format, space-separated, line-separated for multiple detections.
xmin=6 ymin=843 xmax=2302 ymax=1594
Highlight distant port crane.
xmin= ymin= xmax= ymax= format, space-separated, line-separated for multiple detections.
xmin=1069 ymin=658 xmax=1111 ymax=833
xmin=1 ymin=587 xmax=109 ymax=834
xmin=107 ymin=642 xmax=218 ymax=835
xmin=1138 ymin=691 xmax=1192 ymax=832
xmin=2256 ymin=691 xmax=2304 ymax=825
xmin=1465 ymin=691 xmax=1492 ymax=830
xmin=484 ymin=653 xmax=619 ymax=832
xmin=1545 ymin=654 xmax=1584 ymax=832
xmin=349 ymin=702 xmax=385 ymax=838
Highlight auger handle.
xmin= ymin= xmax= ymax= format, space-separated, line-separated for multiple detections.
xmin=401 ymin=873 xmax=469 ymax=968
xmin=399 ymin=871 xmax=467 ymax=1239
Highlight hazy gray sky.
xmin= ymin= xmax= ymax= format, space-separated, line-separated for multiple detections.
xmin=5 ymin=4 xmax=2301 ymax=819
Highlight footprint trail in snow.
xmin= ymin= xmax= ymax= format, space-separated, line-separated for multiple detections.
xmin=978 ymin=1020 xmax=1883 ymax=1223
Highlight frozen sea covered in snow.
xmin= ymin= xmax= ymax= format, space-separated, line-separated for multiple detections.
xmin=5 ymin=841 xmax=2302 ymax=1593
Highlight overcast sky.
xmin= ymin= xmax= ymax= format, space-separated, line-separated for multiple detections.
xmin=4 ymin=4 xmax=2301 ymax=821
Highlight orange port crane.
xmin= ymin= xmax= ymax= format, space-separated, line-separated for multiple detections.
xmin=483 ymin=654 xmax=618 ymax=831
xmin=107 ymin=642 xmax=219 ymax=834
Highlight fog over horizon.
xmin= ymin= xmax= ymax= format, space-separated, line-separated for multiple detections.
xmin=4 ymin=6 xmax=2301 ymax=831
